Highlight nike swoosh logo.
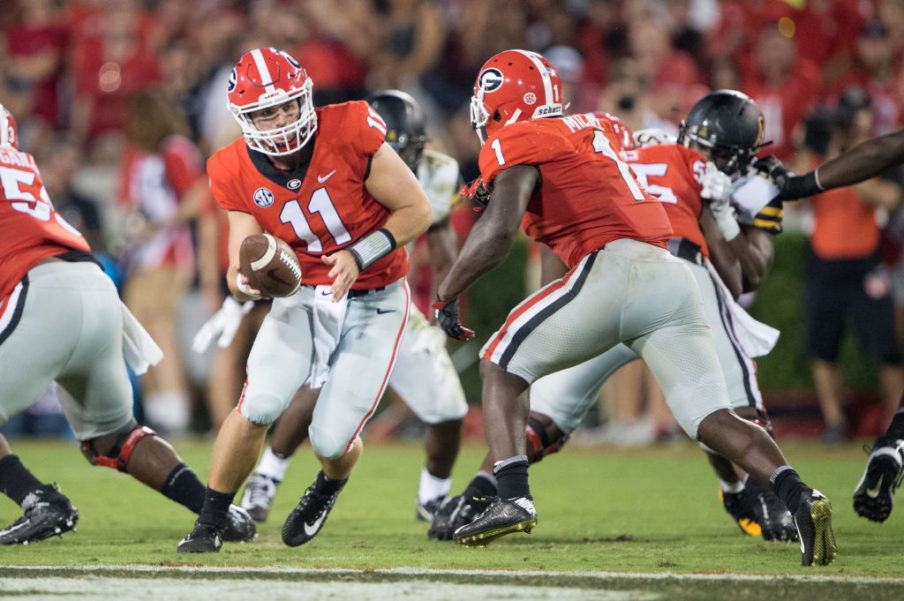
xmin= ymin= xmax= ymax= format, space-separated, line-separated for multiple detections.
xmin=376 ymin=308 xmax=396 ymax=314
xmin=317 ymin=170 xmax=336 ymax=183
xmin=304 ymin=512 xmax=327 ymax=537
xmin=321 ymin=290 xmax=333 ymax=296
xmin=867 ymin=475 xmax=885 ymax=499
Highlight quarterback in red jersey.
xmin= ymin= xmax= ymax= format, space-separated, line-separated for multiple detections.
xmin=0 ymin=104 xmax=257 ymax=546
xmin=177 ymin=48 xmax=432 ymax=553
xmin=435 ymin=50 xmax=835 ymax=566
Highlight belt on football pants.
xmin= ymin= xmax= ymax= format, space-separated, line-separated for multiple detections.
xmin=301 ymin=285 xmax=386 ymax=298
xmin=667 ymin=237 xmax=704 ymax=266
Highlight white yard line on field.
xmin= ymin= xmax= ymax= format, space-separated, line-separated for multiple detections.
xmin=2 ymin=564 xmax=903 ymax=585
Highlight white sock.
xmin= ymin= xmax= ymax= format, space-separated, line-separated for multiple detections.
xmin=720 ymin=475 xmax=747 ymax=494
xmin=256 ymin=447 xmax=289 ymax=483
xmin=418 ymin=468 xmax=451 ymax=504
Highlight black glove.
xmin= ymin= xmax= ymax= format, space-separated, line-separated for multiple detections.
xmin=432 ymin=298 xmax=475 ymax=341
xmin=753 ymin=155 xmax=820 ymax=201
xmin=460 ymin=178 xmax=491 ymax=208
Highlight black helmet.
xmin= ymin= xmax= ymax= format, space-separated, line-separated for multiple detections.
xmin=366 ymin=89 xmax=427 ymax=171
xmin=678 ymin=89 xmax=766 ymax=176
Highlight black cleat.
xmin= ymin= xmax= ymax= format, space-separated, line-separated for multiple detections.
xmin=416 ymin=495 xmax=448 ymax=522
xmin=0 ymin=484 xmax=78 ymax=545
xmin=222 ymin=504 xmax=257 ymax=543
xmin=453 ymin=496 xmax=537 ymax=546
xmin=853 ymin=437 xmax=904 ymax=523
xmin=281 ymin=473 xmax=346 ymax=547
xmin=720 ymin=488 xmax=759 ymax=536
xmin=177 ymin=520 xmax=223 ymax=553
xmin=428 ymin=494 xmax=492 ymax=540
xmin=240 ymin=472 xmax=279 ymax=523
xmin=793 ymin=489 xmax=836 ymax=566
xmin=748 ymin=489 xmax=797 ymax=542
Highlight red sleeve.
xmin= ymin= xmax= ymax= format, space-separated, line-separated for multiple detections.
xmin=334 ymin=101 xmax=387 ymax=180
xmin=478 ymin=124 xmax=562 ymax=185
xmin=207 ymin=152 xmax=246 ymax=213
xmin=162 ymin=136 xmax=202 ymax=199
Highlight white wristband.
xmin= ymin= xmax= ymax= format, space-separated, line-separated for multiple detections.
xmin=348 ymin=229 xmax=397 ymax=271
xmin=235 ymin=273 xmax=262 ymax=300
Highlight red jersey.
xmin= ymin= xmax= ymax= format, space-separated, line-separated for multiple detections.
xmin=478 ymin=114 xmax=671 ymax=269
xmin=209 ymin=101 xmax=408 ymax=289
xmin=0 ymin=149 xmax=91 ymax=300
xmin=621 ymin=144 xmax=709 ymax=256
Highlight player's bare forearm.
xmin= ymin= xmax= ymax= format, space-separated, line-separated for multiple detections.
xmin=817 ymin=129 xmax=904 ymax=190
xmin=437 ymin=218 xmax=515 ymax=301
xmin=437 ymin=165 xmax=537 ymax=301
xmin=427 ymin=218 xmax=459 ymax=304
xmin=700 ymin=207 xmax=742 ymax=299
xmin=366 ymin=143 xmax=433 ymax=245
xmin=730 ymin=227 xmax=774 ymax=293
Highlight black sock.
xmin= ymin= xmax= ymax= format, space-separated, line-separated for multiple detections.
xmin=198 ymin=487 xmax=235 ymax=528
xmin=771 ymin=467 xmax=810 ymax=514
xmin=314 ymin=471 xmax=347 ymax=495
xmin=0 ymin=455 xmax=45 ymax=507
xmin=463 ymin=472 xmax=497 ymax=498
xmin=885 ymin=408 xmax=904 ymax=441
xmin=494 ymin=457 xmax=531 ymax=500
xmin=161 ymin=463 xmax=205 ymax=514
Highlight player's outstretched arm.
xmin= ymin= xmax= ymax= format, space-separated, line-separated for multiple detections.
xmin=778 ymin=129 xmax=904 ymax=198
xmin=225 ymin=210 xmax=264 ymax=301
xmin=426 ymin=216 xmax=459 ymax=311
xmin=437 ymin=165 xmax=537 ymax=303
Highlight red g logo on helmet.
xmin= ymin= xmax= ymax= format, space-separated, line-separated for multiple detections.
xmin=470 ymin=49 xmax=563 ymax=142
xmin=0 ymin=104 xmax=18 ymax=150
xmin=227 ymin=47 xmax=316 ymax=156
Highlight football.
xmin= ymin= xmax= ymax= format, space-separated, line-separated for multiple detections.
xmin=239 ymin=233 xmax=302 ymax=297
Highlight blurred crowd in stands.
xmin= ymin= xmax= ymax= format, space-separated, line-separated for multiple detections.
xmin=5 ymin=0 xmax=904 ymax=445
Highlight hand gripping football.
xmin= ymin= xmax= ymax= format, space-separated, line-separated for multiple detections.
xmin=239 ymin=233 xmax=302 ymax=297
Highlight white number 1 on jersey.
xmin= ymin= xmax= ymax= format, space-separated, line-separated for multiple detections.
xmin=591 ymin=130 xmax=646 ymax=201
xmin=279 ymin=187 xmax=352 ymax=253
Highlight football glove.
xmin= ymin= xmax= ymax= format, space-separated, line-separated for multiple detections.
xmin=459 ymin=178 xmax=491 ymax=209
xmin=432 ymin=298 xmax=475 ymax=341
xmin=701 ymin=162 xmax=740 ymax=241
xmin=754 ymin=155 xmax=822 ymax=201
xmin=192 ymin=297 xmax=255 ymax=353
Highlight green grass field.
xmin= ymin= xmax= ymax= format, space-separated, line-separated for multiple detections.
xmin=1 ymin=437 xmax=903 ymax=600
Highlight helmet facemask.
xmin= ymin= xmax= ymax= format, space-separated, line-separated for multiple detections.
xmin=231 ymin=77 xmax=316 ymax=157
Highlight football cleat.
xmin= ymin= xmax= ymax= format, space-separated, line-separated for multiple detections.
xmin=453 ymin=496 xmax=537 ymax=546
xmin=177 ymin=520 xmax=224 ymax=553
xmin=853 ymin=437 xmax=904 ymax=523
xmin=241 ymin=472 xmax=280 ymax=523
xmin=748 ymin=489 xmax=798 ymax=542
xmin=428 ymin=494 xmax=492 ymax=540
xmin=0 ymin=484 xmax=78 ymax=545
xmin=720 ymin=488 xmax=761 ymax=536
xmin=793 ymin=489 xmax=837 ymax=567
xmin=416 ymin=495 xmax=448 ymax=522
xmin=222 ymin=504 xmax=257 ymax=543
xmin=281 ymin=473 xmax=346 ymax=547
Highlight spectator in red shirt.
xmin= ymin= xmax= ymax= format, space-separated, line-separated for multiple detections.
xmin=742 ymin=22 xmax=822 ymax=160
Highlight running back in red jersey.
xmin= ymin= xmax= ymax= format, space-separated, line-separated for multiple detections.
xmin=477 ymin=112 xmax=673 ymax=269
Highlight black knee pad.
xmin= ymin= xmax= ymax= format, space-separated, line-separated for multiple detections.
xmin=80 ymin=424 xmax=157 ymax=472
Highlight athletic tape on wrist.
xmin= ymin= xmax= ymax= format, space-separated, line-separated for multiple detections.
xmin=349 ymin=229 xmax=397 ymax=271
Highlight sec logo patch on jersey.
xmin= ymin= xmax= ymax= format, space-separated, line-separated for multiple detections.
xmin=253 ymin=188 xmax=275 ymax=208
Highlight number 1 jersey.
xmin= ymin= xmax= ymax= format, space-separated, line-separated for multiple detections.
xmin=0 ymin=149 xmax=90 ymax=300
xmin=209 ymin=101 xmax=408 ymax=289
xmin=477 ymin=113 xmax=672 ymax=269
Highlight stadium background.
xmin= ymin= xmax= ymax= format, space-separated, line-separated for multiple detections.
xmin=2 ymin=0 xmax=903 ymax=443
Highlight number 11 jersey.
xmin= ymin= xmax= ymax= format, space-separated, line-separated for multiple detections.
xmin=209 ymin=101 xmax=409 ymax=289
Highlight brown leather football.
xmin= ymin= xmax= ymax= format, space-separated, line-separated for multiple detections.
xmin=239 ymin=233 xmax=301 ymax=297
